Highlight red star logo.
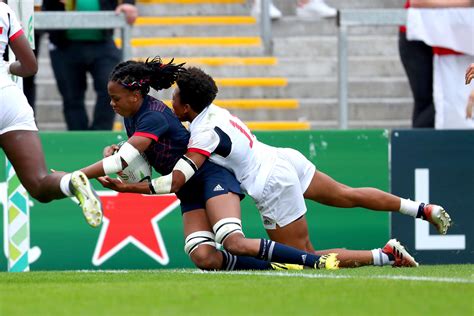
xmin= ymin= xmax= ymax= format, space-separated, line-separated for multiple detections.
xmin=92 ymin=191 xmax=179 ymax=266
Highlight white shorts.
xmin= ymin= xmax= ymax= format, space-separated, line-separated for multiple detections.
xmin=253 ymin=147 xmax=316 ymax=229
xmin=0 ymin=83 xmax=38 ymax=135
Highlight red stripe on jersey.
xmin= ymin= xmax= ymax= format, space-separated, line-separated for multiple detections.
xmin=0 ymin=27 xmax=3 ymax=35
xmin=10 ymin=29 xmax=24 ymax=42
xmin=188 ymin=148 xmax=211 ymax=157
xmin=134 ymin=131 xmax=158 ymax=141
xmin=433 ymin=47 xmax=463 ymax=56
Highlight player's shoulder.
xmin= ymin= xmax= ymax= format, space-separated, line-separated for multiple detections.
xmin=0 ymin=2 xmax=13 ymax=13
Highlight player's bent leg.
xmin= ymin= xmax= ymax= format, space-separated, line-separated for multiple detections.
xmin=185 ymin=238 xmax=222 ymax=270
xmin=183 ymin=209 xmax=274 ymax=271
xmin=183 ymin=209 xmax=224 ymax=270
xmin=205 ymin=194 xmax=339 ymax=270
xmin=0 ymin=130 xmax=65 ymax=202
xmin=265 ymin=215 xmax=315 ymax=253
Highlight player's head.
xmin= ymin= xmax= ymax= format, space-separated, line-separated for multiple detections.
xmin=107 ymin=57 xmax=185 ymax=117
xmin=172 ymin=67 xmax=218 ymax=121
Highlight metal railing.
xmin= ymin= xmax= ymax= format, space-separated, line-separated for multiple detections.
xmin=337 ymin=9 xmax=407 ymax=129
xmin=34 ymin=11 xmax=132 ymax=61
xmin=260 ymin=0 xmax=273 ymax=55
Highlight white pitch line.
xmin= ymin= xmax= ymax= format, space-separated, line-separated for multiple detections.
xmin=173 ymin=269 xmax=474 ymax=284
xmin=71 ymin=269 xmax=473 ymax=284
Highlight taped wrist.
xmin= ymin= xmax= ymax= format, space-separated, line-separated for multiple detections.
xmin=173 ymin=156 xmax=198 ymax=182
xmin=151 ymin=173 xmax=173 ymax=194
xmin=102 ymin=142 xmax=142 ymax=175
xmin=102 ymin=154 xmax=123 ymax=174
xmin=117 ymin=142 xmax=141 ymax=165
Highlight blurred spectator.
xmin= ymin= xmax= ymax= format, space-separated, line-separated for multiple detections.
xmin=400 ymin=0 xmax=473 ymax=129
xmin=399 ymin=0 xmax=435 ymax=128
xmin=251 ymin=0 xmax=336 ymax=20
xmin=406 ymin=1 xmax=473 ymax=129
xmin=43 ymin=0 xmax=137 ymax=130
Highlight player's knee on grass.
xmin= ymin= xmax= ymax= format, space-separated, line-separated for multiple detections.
xmin=189 ymin=246 xmax=222 ymax=270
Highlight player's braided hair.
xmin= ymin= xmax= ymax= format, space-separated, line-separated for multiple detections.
xmin=176 ymin=67 xmax=218 ymax=113
xmin=109 ymin=57 xmax=186 ymax=97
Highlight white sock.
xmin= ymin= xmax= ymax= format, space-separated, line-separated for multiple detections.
xmin=371 ymin=249 xmax=392 ymax=266
xmin=59 ymin=173 xmax=73 ymax=197
xmin=398 ymin=198 xmax=421 ymax=217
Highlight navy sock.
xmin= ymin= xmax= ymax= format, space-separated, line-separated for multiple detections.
xmin=258 ymin=239 xmax=320 ymax=268
xmin=221 ymin=250 xmax=272 ymax=270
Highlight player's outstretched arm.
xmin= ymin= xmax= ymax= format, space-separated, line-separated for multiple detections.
xmin=97 ymin=176 xmax=149 ymax=193
xmin=148 ymin=151 xmax=208 ymax=194
xmin=98 ymin=151 xmax=207 ymax=195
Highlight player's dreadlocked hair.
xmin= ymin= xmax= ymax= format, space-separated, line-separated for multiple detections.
xmin=176 ymin=67 xmax=218 ymax=113
xmin=109 ymin=57 xmax=186 ymax=97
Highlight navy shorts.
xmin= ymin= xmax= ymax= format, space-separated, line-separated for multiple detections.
xmin=176 ymin=160 xmax=244 ymax=213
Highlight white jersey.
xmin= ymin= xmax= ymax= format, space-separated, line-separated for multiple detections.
xmin=1 ymin=3 xmax=24 ymax=58
xmin=188 ymin=104 xmax=277 ymax=200
xmin=0 ymin=2 xmax=24 ymax=85
xmin=0 ymin=3 xmax=36 ymax=135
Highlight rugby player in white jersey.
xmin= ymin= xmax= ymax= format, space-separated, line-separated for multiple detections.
xmin=0 ymin=2 xmax=102 ymax=227
xmin=102 ymin=67 xmax=452 ymax=267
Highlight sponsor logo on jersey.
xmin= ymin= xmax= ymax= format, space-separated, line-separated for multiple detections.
xmin=213 ymin=184 xmax=225 ymax=192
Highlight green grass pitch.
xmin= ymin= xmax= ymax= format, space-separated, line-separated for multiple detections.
xmin=1 ymin=265 xmax=473 ymax=316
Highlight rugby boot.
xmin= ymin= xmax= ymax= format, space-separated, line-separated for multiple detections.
xmin=382 ymin=239 xmax=419 ymax=267
xmin=417 ymin=203 xmax=452 ymax=235
xmin=70 ymin=171 xmax=103 ymax=227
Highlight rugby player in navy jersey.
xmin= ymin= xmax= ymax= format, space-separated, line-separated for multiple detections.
xmin=104 ymin=67 xmax=455 ymax=268
xmin=79 ymin=58 xmax=339 ymax=270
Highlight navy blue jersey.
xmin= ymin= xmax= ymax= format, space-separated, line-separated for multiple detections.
xmin=124 ymin=95 xmax=189 ymax=175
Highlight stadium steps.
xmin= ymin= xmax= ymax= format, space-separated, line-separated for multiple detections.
xmin=34 ymin=0 xmax=412 ymax=130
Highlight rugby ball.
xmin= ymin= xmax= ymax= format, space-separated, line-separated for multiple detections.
xmin=115 ymin=142 xmax=152 ymax=183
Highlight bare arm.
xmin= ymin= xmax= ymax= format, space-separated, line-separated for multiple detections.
xmin=8 ymin=33 xmax=37 ymax=77
xmin=410 ymin=0 xmax=473 ymax=7
xmin=80 ymin=135 xmax=153 ymax=179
